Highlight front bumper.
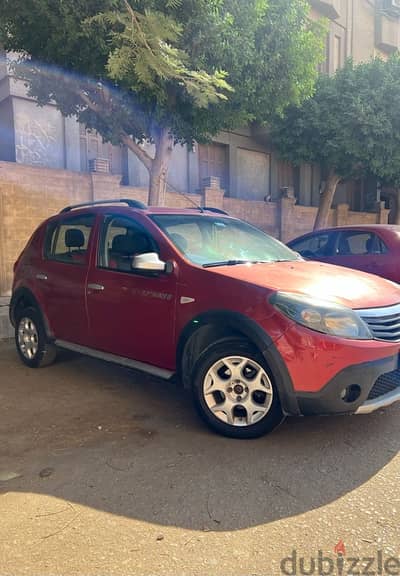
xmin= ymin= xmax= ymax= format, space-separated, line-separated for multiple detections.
xmin=265 ymin=314 xmax=400 ymax=417
xmin=356 ymin=380 xmax=400 ymax=414
xmin=296 ymin=354 xmax=400 ymax=416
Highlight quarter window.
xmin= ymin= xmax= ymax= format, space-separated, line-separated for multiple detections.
xmin=45 ymin=214 xmax=95 ymax=264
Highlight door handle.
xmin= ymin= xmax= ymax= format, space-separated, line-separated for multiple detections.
xmin=87 ymin=283 xmax=105 ymax=291
xmin=36 ymin=273 xmax=48 ymax=280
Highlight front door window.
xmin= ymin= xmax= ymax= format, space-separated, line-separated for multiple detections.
xmin=98 ymin=215 xmax=157 ymax=272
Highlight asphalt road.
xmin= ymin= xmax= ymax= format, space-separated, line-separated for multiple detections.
xmin=1 ymin=339 xmax=400 ymax=576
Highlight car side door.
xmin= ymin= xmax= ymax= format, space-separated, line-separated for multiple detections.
xmin=329 ymin=230 xmax=383 ymax=275
xmin=359 ymin=232 xmax=394 ymax=281
xmin=38 ymin=212 xmax=96 ymax=345
xmin=85 ymin=213 xmax=178 ymax=370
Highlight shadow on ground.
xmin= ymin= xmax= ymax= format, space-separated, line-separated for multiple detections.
xmin=1 ymin=340 xmax=399 ymax=531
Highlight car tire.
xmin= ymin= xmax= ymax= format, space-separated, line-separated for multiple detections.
xmin=15 ymin=306 xmax=57 ymax=368
xmin=192 ymin=338 xmax=285 ymax=439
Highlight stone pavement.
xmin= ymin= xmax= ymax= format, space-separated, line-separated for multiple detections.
xmin=0 ymin=339 xmax=399 ymax=576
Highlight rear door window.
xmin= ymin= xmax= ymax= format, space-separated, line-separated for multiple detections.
xmin=44 ymin=214 xmax=96 ymax=265
xmin=335 ymin=231 xmax=386 ymax=255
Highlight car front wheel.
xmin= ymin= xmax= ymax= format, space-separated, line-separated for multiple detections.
xmin=192 ymin=338 xmax=285 ymax=439
xmin=15 ymin=306 xmax=57 ymax=368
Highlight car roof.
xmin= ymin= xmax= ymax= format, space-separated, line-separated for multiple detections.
xmin=52 ymin=203 xmax=233 ymax=220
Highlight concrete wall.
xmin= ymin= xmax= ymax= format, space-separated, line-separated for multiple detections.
xmin=0 ymin=75 xmax=124 ymax=175
xmin=13 ymin=98 xmax=65 ymax=169
xmin=126 ymin=129 xmax=276 ymax=201
xmin=127 ymin=142 xmax=190 ymax=195
xmin=0 ymin=96 xmax=15 ymax=163
xmin=0 ymin=162 xmax=389 ymax=295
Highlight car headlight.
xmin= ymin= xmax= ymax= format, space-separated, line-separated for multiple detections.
xmin=271 ymin=291 xmax=372 ymax=340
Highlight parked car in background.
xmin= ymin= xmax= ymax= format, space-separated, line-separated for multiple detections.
xmin=288 ymin=225 xmax=400 ymax=284
xmin=10 ymin=201 xmax=400 ymax=439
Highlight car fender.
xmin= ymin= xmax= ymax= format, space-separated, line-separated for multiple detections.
xmin=10 ymin=286 xmax=53 ymax=339
xmin=177 ymin=309 xmax=300 ymax=416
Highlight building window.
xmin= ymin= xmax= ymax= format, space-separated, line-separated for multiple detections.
xmin=333 ymin=35 xmax=342 ymax=72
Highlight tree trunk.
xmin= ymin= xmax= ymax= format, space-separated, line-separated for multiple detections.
xmin=120 ymin=128 xmax=173 ymax=206
xmin=148 ymin=128 xmax=173 ymax=206
xmin=314 ymin=170 xmax=341 ymax=230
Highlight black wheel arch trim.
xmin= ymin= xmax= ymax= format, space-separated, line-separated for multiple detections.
xmin=177 ymin=309 xmax=300 ymax=416
xmin=10 ymin=287 xmax=52 ymax=338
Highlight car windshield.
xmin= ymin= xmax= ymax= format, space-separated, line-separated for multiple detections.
xmin=151 ymin=214 xmax=299 ymax=267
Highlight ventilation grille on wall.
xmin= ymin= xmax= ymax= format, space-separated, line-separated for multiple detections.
xmin=89 ymin=158 xmax=110 ymax=173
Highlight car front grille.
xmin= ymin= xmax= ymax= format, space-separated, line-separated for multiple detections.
xmin=368 ymin=368 xmax=400 ymax=400
xmin=357 ymin=303 xmax=400 ymax=342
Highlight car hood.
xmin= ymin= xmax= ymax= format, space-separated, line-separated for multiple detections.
xmin=209 ymin=260 xmax=400 ymax=309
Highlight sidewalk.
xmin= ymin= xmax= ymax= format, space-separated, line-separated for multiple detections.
xmin=0 ymin=297 xmax=13 ymax=339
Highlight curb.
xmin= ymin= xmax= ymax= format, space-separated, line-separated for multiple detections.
xmin=0 ymin=299 xmax=13 ymax=340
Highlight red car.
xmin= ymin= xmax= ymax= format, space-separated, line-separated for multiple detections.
xmin=288 ymin=225 xmax=400 ymax=284
xmin=9 ymin=200 xmax=400 ymax=438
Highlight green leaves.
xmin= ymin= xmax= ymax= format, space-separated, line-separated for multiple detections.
xmin=103 ymin=1 xmax=232 ymax=108
xmin=271 ymin=55 xmax=400 ymax=187
xmin=165 ymin=0 xmax=182 ymax=8
xmin=0 ymin=0 xmax=325 ymax=154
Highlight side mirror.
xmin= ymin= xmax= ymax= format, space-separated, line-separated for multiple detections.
xmin=132 ymin=252 xmax=166 ymax=272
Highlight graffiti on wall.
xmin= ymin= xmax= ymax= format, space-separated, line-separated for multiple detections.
xmin=14 ymin=105 xmax=64 ymax=168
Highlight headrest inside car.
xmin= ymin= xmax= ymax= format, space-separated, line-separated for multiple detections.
xmin=111 ymin=233 xmax=151 ymax=256
xmin=65 ymin=228 xmax=85 ymax=249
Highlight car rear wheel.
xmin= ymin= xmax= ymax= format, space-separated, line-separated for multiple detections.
xmin=15 ymin=306 xmax=57 ymax=368
xmin=192 ymin=338 xmax=284 ymax=438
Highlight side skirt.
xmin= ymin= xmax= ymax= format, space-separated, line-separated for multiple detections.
xmin=55 ymin=339 xmax=174 ymax=380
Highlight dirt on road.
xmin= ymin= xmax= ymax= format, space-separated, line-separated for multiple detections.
xmin=1 ymin=339 xmax=400 ymax=575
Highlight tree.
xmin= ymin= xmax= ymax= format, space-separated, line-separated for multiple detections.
xmin=0 ymin=0 xmax=325 ymax=204
xmin=270 ymin=56 xmax=400 ymax=230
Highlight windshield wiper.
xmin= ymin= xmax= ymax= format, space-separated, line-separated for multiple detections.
xmin=273 ymin=259 xmax=296 ymax=263
xmin=203 ymin=259 xmax=271 ymax=268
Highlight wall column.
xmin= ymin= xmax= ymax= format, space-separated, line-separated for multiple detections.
xmin=0 ymin=184 xmax=7 ymax=295
xmin=375 ymin=201 xmax=390 ymax=224
xmin=335 ymin=203 xmax=349 ymax=226
xmin=279 ymin=187 xmax=296 ymax=242
xmin=201 ymin=176 xmax=225 ymax=209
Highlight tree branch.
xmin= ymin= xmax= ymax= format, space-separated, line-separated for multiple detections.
xmin=77 ymin=89 xmax=154 ymax=173
xmin=123 ymin=0 xmax=157 ymax=58
xmin=79 ymin=91 xmax=103 ymax=114
xmin=120 ymin=132 xmax=154 ymax=172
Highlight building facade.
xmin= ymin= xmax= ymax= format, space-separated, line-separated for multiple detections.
xmin=1 ymin=0 xmax=400 ymax=210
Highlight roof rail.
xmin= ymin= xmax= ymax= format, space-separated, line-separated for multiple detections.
xmin=60 ymin=198 xmax=147 ymax=213
xmin=203 ymin=207 xmax=229 ymax=215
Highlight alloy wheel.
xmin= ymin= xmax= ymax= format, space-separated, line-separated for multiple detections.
xmin=203 ymin=355 xmax=273 ymax=427
xmin=17 ymin=317 xmax=39 ymax=360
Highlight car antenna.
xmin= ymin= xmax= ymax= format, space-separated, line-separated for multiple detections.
xmin=162 ymin=176 xmax=205 ymax=213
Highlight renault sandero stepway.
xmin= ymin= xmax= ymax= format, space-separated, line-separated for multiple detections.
xmin=10 ymin=199 xmax=400 ymax=438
